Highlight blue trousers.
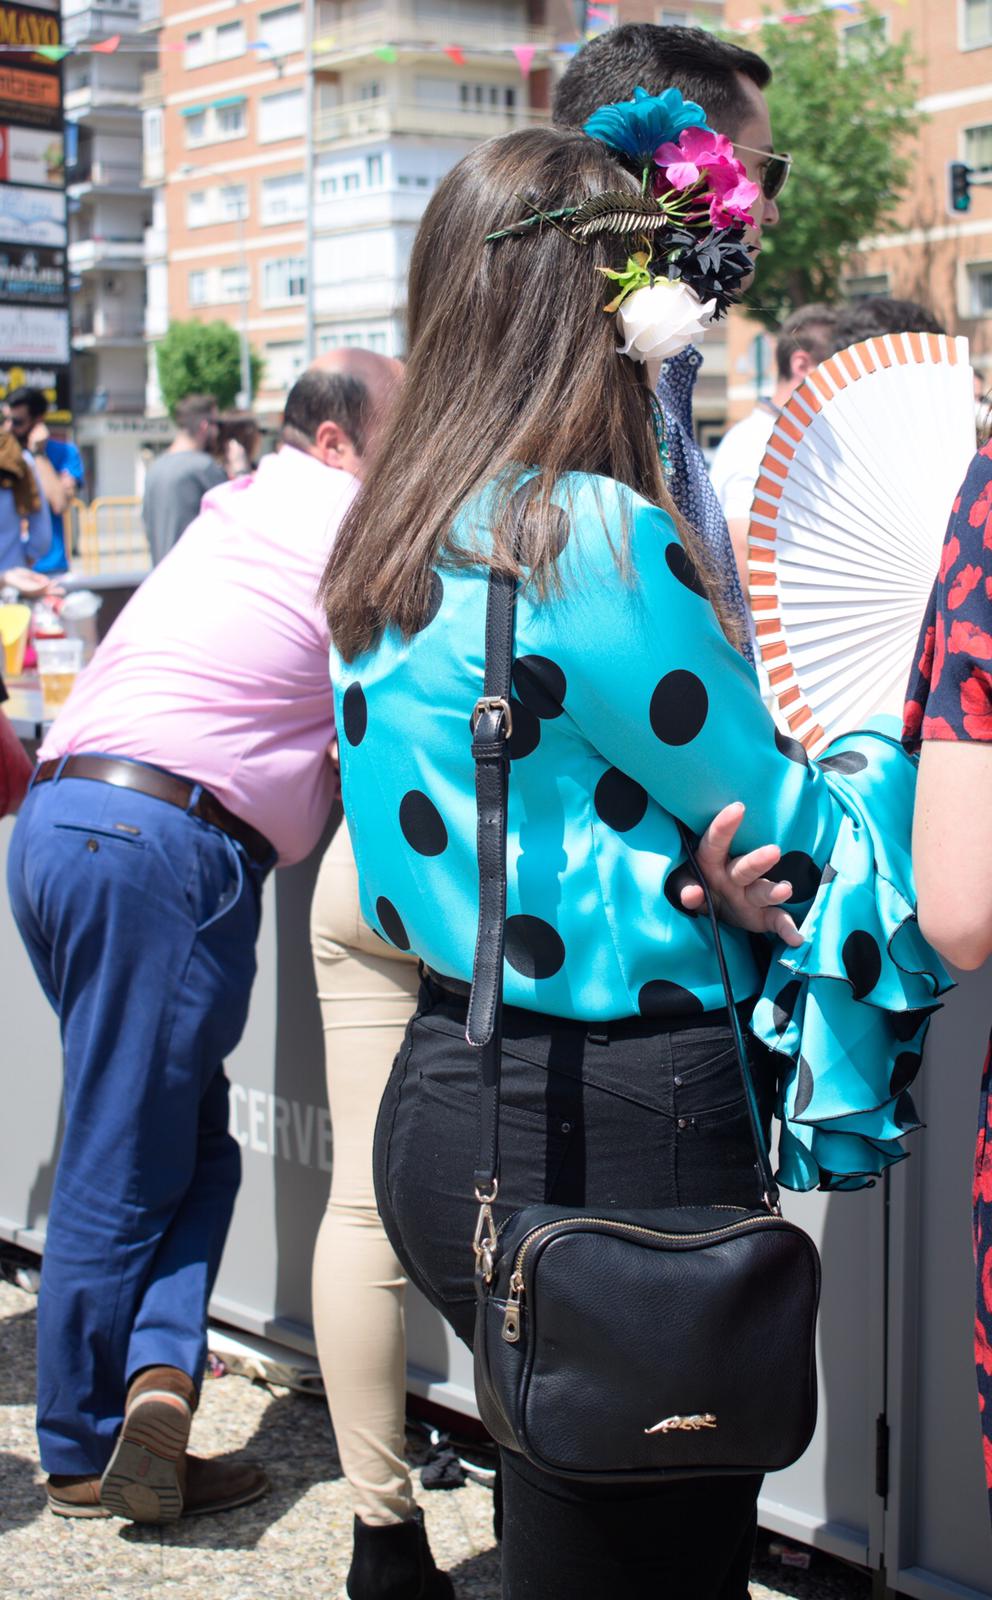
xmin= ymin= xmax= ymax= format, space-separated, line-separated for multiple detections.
xmin=7 ymin=769 xmax=266 ymax=1474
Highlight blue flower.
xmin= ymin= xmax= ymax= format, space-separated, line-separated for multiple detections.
xmin=583 ymin=86 xmax=708 ymax=164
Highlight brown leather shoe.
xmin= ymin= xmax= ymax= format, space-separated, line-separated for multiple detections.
xmin=100 ymin=1364 xmax=196 ymax=1522
xmin=47 ymin=1473 xmax=112 ymax=1518
xmin=179 ymin=1453 xmax=270 ymax=1517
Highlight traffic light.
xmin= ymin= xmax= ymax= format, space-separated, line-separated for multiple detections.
xmin=949 ymin=160 xmax=972 ymax=214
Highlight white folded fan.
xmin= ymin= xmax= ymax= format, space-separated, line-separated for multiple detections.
xmin=747 ymin=331 xmax=977 ymax=753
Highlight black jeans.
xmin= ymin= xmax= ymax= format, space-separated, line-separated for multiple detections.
xmin=374 ymin=976 xmax=778 ymax=1600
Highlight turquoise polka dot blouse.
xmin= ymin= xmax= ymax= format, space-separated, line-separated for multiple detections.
xmin=332 ymin=473 xmax=950 ymax=1192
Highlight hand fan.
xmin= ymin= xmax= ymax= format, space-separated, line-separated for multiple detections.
xmin=747 ymin=331 xmax=976 ymax=753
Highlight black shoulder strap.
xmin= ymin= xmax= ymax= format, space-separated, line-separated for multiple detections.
xmin=466 ymin=565 xmax=779 ymax=1215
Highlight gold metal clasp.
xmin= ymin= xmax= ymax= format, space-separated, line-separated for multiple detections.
xmin=472 ymin=1180 xmax=499 ymax=1282
xmin=471 ymin=696 xmax=513 ymax=739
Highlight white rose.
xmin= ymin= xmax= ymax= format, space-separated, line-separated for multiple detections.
xmin=616 ymin=279 xmax=717 ymax=363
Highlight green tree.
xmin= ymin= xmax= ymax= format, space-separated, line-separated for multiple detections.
xmin=155 ymin=319 xmax=264 ymax=416
xmin=728 ymin=8 xmax=919 ymax=329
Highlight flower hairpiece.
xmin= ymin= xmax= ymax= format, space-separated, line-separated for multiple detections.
xmin=485 ymin=86 xmax=760 ymax=365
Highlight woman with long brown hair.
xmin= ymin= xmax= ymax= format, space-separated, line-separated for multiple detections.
xmin=321 ymin=121 xmax=942 ymax=1597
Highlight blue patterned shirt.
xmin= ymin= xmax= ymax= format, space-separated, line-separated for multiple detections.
xmin=657 ymin=346 xmax=754 ymax=664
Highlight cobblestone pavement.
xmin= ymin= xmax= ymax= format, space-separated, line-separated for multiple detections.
xmin=0 ymin=1280 xmax=871 ymax=1599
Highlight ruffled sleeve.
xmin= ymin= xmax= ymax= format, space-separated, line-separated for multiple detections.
xmin=749 ymin=718 xmax=953 ymax=1192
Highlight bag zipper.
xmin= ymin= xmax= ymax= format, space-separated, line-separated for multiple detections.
xmin=501 ymin=1213 xmax=782 ymax=1343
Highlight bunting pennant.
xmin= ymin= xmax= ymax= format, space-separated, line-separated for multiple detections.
xmin=512 ymin=43 xmax=536 ymax=75
xmin=35 ymin=44 xmax=70 ymax=61
xmin=90 ymin=34 xmax=120 ymax=53
xmin=374 ymin=44 xmax=398 ymax=61
xmin=444 ymin=44 xmax=465 ymax=65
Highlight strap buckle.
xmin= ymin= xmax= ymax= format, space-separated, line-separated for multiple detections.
xmin=472 ymin=1180 xmax=499 ymax=1282
xmin=471 ymin=696 xmax=513 ymax=739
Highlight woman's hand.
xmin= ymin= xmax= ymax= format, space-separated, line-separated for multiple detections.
xmin=2 ymin=566 xmax=55 ymax=598
xmin=679 ymin=801 xmax=805 ymax=948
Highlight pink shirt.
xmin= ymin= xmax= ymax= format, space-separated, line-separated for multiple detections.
xmin=40 ymin=447 xmax=354 ymax=864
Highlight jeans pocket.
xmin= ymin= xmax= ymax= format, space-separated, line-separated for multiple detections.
xmin=188 ymin=831 xmax=246 ymax=935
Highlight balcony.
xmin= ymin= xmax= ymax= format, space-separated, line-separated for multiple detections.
xmin=72 ymin=307 xmax=146 ymax=346
xmin=314 ymin=97 xmax=547 ymax=147
xmin=62 ymin=2 xmax=141 ymax=48
xmin=75 ymin=388 xmax=147 ymax=414
xmin=64 ymin=83 xmax=144 ymax=120
xmin=313 ymin=273 xmax=406 ymax=320
xmin=314 ymin=185 xmax=431 ymax=232
xmin=68 ymin=237 xmax=146 ymax=271
xmin=141 ymin=68 xmax=164 ymax=107
xmin=139 ymin=0 xmax=161 ymax=28
xmin=312 ymin=3 xmax=548 ymax=64
xmin=67 ymin=158 xmax=144 ymax=195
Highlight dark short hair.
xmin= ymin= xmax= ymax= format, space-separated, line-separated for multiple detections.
xmin=282 ymin=369 xmax=369 ymax=454
xmin=174 ymin=393 xmax=218 ymax=434
xmin=553 ymin=24 xmax=771 ymax=141
xmin=832 ymin=295 xmax=946 ymax=350
xmin=6 ymin=385 xmax=48 ymax=419
xmin=775 ymin=303 xmax=839 ymax=380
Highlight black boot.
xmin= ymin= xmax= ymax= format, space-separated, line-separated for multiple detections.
xmin=345 ymin=1509 xmax=456 ymax=1600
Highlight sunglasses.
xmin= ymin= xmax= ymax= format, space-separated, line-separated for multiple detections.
xmin=734 ymin=143 xmax=792 ymax=202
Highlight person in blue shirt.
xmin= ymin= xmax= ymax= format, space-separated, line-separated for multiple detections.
xmin=553 ymin=25 xmax=792 ymax=663
xmin=7 ymin=386 xmax=83 ymax=575
xmin=320 ymin=126 xmax=945 ymax=1599
xmin=0 ymin=417 xmax=50 ymax=574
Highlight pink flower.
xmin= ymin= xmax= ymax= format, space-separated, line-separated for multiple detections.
xmin=709 ymin=171 xmax=761 ymax=227
xmin=655 ymin=125 xmax=735 ymax=188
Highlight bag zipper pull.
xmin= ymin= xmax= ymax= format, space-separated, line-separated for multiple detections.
xmin=502 ymin=1270 xmax=525 ymax=1343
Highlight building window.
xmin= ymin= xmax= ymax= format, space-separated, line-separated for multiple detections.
xmin=842 ymin=273 xmax=890 ymax=299
xmin=965 ymin=124 xmax=992 ymax=171
xmin=187 ymin=190 xmax=209 ymax=227
xmin=258 ymin=4 xmax=303 ymax=56
xmin=185 ymin=29 xmax=207 ymax=67
xmin=358 ymin=79 xmax=382 ymax=100
xmin=215 ymin=20 xmax=245 ymax=60
xmin=964 ymin=0 xmax=992 ymax=47
xmin=967 ymin=261 xmax=992 ymax=316
xmin=216 ymin=103 xmax=246 ymax=137
xmin=657 ymin=8 xmax=689 ymax=22
xmin=366 ymin=154 xmax=383 ymax=186
xmin=318 ymin=171 xmax=338 ymax=198
xmin=259 ymin=88 xmax=305 ymax=143
xmin=264 ymin=339 xmax=306 ymax=389
xmin=219 ymin=265 xmax=249 ymax=302
xmin=219 ymin=183 xmax=247 ymax=221
xmin=842 ymin=14 xmax=889 ymax=55
xmin=262 ymin=171 xmax=306 ymax=222
xmin=144 ymin=107 xmax=162 ymax=154
xmin=189 ymin=270 xmax=207 ymax=305
xmin=342 ymin=171 xmax=360 ymax=191
xmin=184 ymin=111 xmax=207 ymax=145
xmin=263 ymin=256 xmax=306 ymax=303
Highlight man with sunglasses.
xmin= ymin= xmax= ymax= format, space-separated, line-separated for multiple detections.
xmin=554 ymin=24 xmax=790 ymax=661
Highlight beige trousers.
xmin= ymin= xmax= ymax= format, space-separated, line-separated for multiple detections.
xmin=309 ymin=821 xmax=421 ymax=1528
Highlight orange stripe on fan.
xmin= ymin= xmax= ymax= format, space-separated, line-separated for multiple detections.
xmin=768 ymin=663 xmax=793 ymax=685
xmin=765 ymin=456 xmax=788 ymax=479
xmin=777 ymin=415 xmax=802 ymax=444
xmin=807 ymin=371 xmax=831 ymax=405
xmin=761 ymin=641 xmax=787 ymax=661
xmin=788 ymin=707 xmax=811 ymax=731
xmin=946 ymin=337 xmax=958 ymax=365
xmin=750 ymin=546 xmax=775 ymax=564
xmin=909 ymin=331 xmax=924 ymax=363
xmin=806 ymin=724 xmax=826 ymax=748
xmin=751 ymin=597 xmax=777 ymax=612
xmin=784 ymin=396 xmax=812 ymax=427
xmin=853 ymin=340 xmax=877 ymax=373
xmin=755 ymin=618 xmax=779 ymax=635
xmin=755 ymin=475 xmax=782 ymax=499
xmin=751 ymin=499 xmax=779 ymax=522
xmin=779 ymin=686 xmax=800 ymax=708
xmin=872 ymin=337 xmax=892 ymax=369
xmin=839 ymin=348 xmax=860 ymax=381
xmin=750 ymin=570 xmax=775 ymax=586
xmin=822 ymin=357 xmax=848 ymax=389
xmin=893 ymin=334 xmax=909 ymax=365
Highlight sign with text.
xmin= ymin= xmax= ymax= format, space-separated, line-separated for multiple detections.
xmin=0 ymin=63 xmax=59 ymax=129
xmin=0 ymin=303 xmax=67 ymax=361
xmin=0 ymin=357 xmax=68 ymax=412
xmin=0 ymin=181 xmax=64 ymax=244
xmin=0 ymin=125 xmax=62 ymax=187
xmin=0 ymin=242 xmax=64 ymax=302
xmin=0 ymin=3 xmax=60 ymax=64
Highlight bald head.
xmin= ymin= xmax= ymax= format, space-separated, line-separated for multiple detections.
xmin=282 ymin=346 xmax=404 ymax=478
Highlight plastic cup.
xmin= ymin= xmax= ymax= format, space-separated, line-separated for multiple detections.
xmin=36 ymin=636 xmax=85 ymax=719
xmin=0 ymin=603 xmax=31 ymax=678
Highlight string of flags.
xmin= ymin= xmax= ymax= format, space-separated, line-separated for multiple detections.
xmin=5 ymin=0 xmax=882 ymax=70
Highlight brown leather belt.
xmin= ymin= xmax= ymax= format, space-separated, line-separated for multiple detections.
xmin=33 ymin=754 xmax=276 ymax=869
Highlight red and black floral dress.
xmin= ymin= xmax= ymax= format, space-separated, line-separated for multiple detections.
xmin=904 ymin=439 xmax=992 ymax=1509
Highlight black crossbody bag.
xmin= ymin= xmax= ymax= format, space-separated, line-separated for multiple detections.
xmin=467 ymin=562 xmax=821 ymax=1483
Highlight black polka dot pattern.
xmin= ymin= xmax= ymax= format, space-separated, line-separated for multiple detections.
xmin=342 ymin=682 xmax=368 ymax=747
xmin=376 ymin=897 xmax=410 ymax=951
xmin=771 ymin=979 xmax=802 ymax=1035
xmin=649 ymin=670 xmax=708 ymax=746
xmin=594 ymin=768 xmax=648 ymax=833
xmin=766 ymin=851 xmax=823 ymax=904
xmin=842 ymin=930 xmax=882 ymax=1000
xmin=512 ymin=656 xmax=567 ymax=719
xmin=663 ymin=861 xmax=702 ymax=917
xmin=411 ymin=571 xmax=444 ymax=634
xmin=507 ymin=483 xmax=571 ymax=559
xmin=891 ymin=1006 xmax=936 ymax=1042
xmin=399 ymin=791 xmax=448 ymax=856
xmin=504 ymin=915 xmax=566 ymax=979
xmin=818 ymin=750 xmax=868 ymax=776
xmin=637 ymin=979 xmax=704 ymax=1019
xmin=895 ymin=1089 xmax=920 ymax=1127
xmin=508 ymin=698 xmax=541 ymax=761
xmin=665 ymin=543 xmax=707 ymax=597
xmin=793 ymin=1056 xmax=815 ymax=1117
xmin=775 ymin=728 xmax=809 ymax=767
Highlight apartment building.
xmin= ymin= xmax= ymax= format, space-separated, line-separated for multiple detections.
xmin=721 ymin=0 xmax=992 ymax=422
xmin=64 ymin=0 xmax=157 ymax=493
xmin=141 ymin=0 xmax=552 ymax=417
